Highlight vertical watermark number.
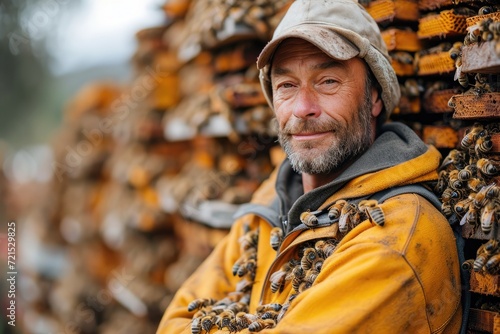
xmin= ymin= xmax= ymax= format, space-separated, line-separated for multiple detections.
xmin=6 ymin=221 xmax=17 ymax=327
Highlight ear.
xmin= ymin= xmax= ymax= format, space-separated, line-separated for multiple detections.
xmin=370 ymin=87 xmax=383 ymax=118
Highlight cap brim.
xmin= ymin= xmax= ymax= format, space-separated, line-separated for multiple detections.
xmin=257 ymin=25 xmax=360 ymax=69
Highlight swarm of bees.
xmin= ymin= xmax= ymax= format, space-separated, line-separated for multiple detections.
xmin=462 ymin=238 xmax=500 ymax=275
xmin=436 ymin=122 xmax=500 ymax=235
xmin=464 ymin=6 xmax=500 ymax=46
xmin=190 ymin=199 xmax=380 ymax=333
xmin=180 ymin=0 xmax=291 ymax=51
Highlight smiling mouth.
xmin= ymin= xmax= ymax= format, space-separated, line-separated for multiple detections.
xmin=292 ymin=131 xmax=332 ymax=141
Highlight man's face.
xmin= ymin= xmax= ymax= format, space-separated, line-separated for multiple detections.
xmin=271 ymin=38 xmax=377 ymax=175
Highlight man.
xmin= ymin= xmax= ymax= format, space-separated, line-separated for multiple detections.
xmin=157 ymin=0 xmax=462 ymax=333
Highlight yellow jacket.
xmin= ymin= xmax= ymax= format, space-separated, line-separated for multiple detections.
xmin=157 ymin=123 xmax=462 ymax=333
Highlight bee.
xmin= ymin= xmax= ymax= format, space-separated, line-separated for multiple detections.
xmin=485 ymin=184 xmax=500 ymax=199
xmin=477 ymin=158 xmax=499 ymax=177
xmin=315 ymin=239 xmax=337 ymax=258
xmin=462 ymin=259 xmax=475 ymax=271
xmin=298 ymin=280 xmax=313 ymax=293
xmin=448 ymin=170 xmax=465 ymax=190
xmin=442 ymin=201 xmax=454 ymax=217
xmin=328 ymin=200 xmax=347 ymax=220
xmin=300 ymin=210 xmax=318 ymax=228
xmin=339 ymin=203 xmax=359 ymax=233
xmin=449 ymin=42 xmax=463 ymax=68
xmin=485 ymin=254 xmax=500 ymax=275
xmin=257 ymin=306 xmax=281 ymax=321
xmin=188 ymin=298 xmax=217 ymax=312
xmin=304 ymin=268 xmax=320 ymax=285
xmin=236 ymin=278 xmax=254 ymax=293
xmin=237 ymin=258 xmax=257 ymax=278
xmin=401 ymin=78 xmax=422 ymax=98
xmin=468 ymin=178 xmax=486 ymax=193
xmin=390 ymin=51 xmax=414 ymax=64
xmin=269 ymin=270 xmax=286 ymax=294
xmin=484 ymin=239 xmax=499 ymax=253
xmin=481 ymin=201 xmax=498 ymax=234
xmin=248 ymin=318 xmax=276 ymax=332
xmin=269 ymin=227 xmax=283 ymax=251
xmin=216 ymin=310 xmax=236 ymax=331
xmin=456 ymin=66 xmax=470 ymax=88
xmin=462 ymin=124 xmax=485 ymax=150
xmin=291 ymin=266 xmax=305 ymax=292
xmin=301 ymin=248 xmax=319 ymax=270
xmin=435 ymin=170 xmax=450 ymax=194
xmin=464 ymin=24 xmax=481 ymax=45
xmin=453 ymin=7 xmax=476 ymax=16
xmin=359 ymin=199 xmax=386 ymax=227
xmin=458 ymin=164 xmax=477 ymax=181
xmin=191 ymin=316 xmax=202 ymax=334
xmin=490 ymin=21 xmax=500 ymax=40
xmin=440 ymin=149 xmax=466 ymax=171
xmin=276 ymin=301 xmax=290 ymax=323
xmin=474 ymin=240 xmax=499 ymax=271
xmin=201 ymin=314 xmax=216 ymax=332
xmin=461 ymin=204 xmax=479 ymax=226
xmin=232 ymin=249 xmax=257 ymax=276
xmin=442 ymin=187 xmax=465 ymax=203
xmin=311 ymin=257 xmax=324 ymax=272
xmin=474 ymin=250 xmax=491 ymax=272
xmin=475 ymin=135 xmax=493 ymax=158
xmin=454 ymin=196 xmax=473 ymax=217
xmin=235 ymin=312 xmax=257 ymax=330
xmin=478 ymin=6 xmax=500 ymax=15
xmin=257 ymin=303 xmax=283 ymax=313
xmin=239 ymin=229 xmax=259 ymax=251
xmin=480 ymin=18 xmax=494 ymax=42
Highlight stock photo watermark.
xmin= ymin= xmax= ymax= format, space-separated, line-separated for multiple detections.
xmin=5 ymin=221 xmax=17 ymax=327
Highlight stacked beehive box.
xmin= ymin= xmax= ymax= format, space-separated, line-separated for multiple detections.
xmin=157 ymin=0 xmax=291 ymax=291
xmin=18 ymin=82 xmax=125 ymax=333
xmin=365 ymin=0 xmax=423 ymax=118
xmin=443 ymin=5 xmax=500 ymax=333
xmin=364 ymin=1 xmax=499 ymax=332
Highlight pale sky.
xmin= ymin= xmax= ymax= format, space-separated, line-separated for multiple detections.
xmin=48 ymin=0 xmax=165 ymax=75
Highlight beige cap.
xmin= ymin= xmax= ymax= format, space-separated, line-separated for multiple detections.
xmin=257 ymin=0 xmax=400 ymax=121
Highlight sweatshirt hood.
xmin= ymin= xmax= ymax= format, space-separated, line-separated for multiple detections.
xmin=275 ymin=122 xmax=442 ymax=231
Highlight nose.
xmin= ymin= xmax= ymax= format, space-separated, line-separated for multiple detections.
xmin=291 ymin=87 xmax=321 ymax=119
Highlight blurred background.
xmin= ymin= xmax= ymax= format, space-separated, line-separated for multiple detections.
xmin=1 ymin=0 xmax=286 ymax=333
xmin=1 ymin=0 xmax=499 ymax=333
xmin=1 ymin=0 xmax=164 ymax=161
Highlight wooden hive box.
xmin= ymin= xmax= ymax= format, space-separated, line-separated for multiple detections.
xmin=394 ymin=96 xmax=420 ymax=114
xmin=421 ymin=125 xmax=458 ymax=148
xmin=366 ymin=0 xmax=419 ymax=24
xmin=449 ymin=93 xmax=500 ymax=120
xmin=467 ymin=308 xmax=500 ymax=334
xmin=461 ymin=40 xmax=500 ymax=74
xmin=417 ymin=52 xmax=456 ymax=76
xmin=417 ymin=10 xmax=469 ymax=39
xmin=423 ymin=88 xmax=459 ymax=113
xmin=471 ymin=271 xmax=500 ymax=297
xmin=391 ymin=58 xmax=416 ymax=76
xmin=466 ymin=12 xmax=500 ymax=29
xmin=381 ymin=28 xmax=422 ymax=52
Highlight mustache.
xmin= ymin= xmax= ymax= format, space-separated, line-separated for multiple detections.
xmin=281 ymin=118 xmax=340 ymax=135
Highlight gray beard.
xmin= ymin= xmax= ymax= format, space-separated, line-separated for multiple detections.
xmin=277 ymin=92 xmax=373 ymax=175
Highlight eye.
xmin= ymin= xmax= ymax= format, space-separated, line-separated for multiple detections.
xmin=322 ymin=78 xmax=338 ymax=85
xmin=280 ymin=82 xmax=295 ymax=89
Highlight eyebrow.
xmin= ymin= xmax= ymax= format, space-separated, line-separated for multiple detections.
xmin=271 ymin=60 xmax=346 ymax=77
